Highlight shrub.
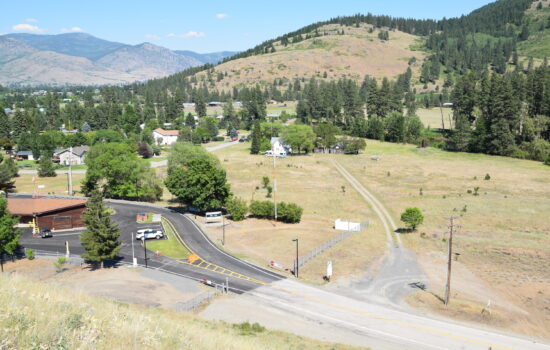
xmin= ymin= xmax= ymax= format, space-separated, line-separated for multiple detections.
xmin=266 ymin=185 xmax=273 ymax=198
xmin=213 ymin=136 xmax=225 ymax=142
xmin=54 ymin=257 xmax=67 ymax=272
xmin=249 ymin=200 xmax=303 ymax=223
xmin=277 ymin=202 xmax=303 ymax=223
xmin=262 ymin=176 xmax=270 ymax=188
xmin=25 ymin=249 xmax=35 ymax=260
xmin=138 ymin=143 xmax=153 ymax=158
xmin=484 ymin=173 xmax=491 ymax=180
xmin=226 ymin=197 xmax=248 ymax=221
xmin=234 ymin=321 xmax=265 ymax=335
xmin=249 ymin=200 xmax=274 ymax=219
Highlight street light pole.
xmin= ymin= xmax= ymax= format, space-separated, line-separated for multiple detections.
xmin=292 ymin=238 xmax=299 ymax=278
xmin=222 ymin=214 xmax=225 ymax=246
xmin=131 ymin=232 xmax=136 ymax=267
xmin=142 ymin=236 xmax=148 ymax=268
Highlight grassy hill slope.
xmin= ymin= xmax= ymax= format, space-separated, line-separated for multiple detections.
xmin=193 ymin=23 xmax=425 ymax=91
xmin=0 ymin=272 xmax=358 ymax=350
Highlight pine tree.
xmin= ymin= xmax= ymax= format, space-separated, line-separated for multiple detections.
xmin=250 ymin=119 xmax=261 ymax=155
xmin=0 ymin=110 xmax=10 ymax=139
xmin=0 ymin=197 xmax=20 ymax=272
xmin=446 ymin=115 xmax=472 ymax=152
xmin=37 ymin=156 xmax=56 ymax=177
xmin=80 ymin=191 xmax=121 ymax=268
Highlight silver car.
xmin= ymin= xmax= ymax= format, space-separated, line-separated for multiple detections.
xmin=136 ymin=228 xmax=163 ymax=240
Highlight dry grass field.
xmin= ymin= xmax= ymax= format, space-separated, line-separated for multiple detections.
xmin=336 ymin=141 xmax=550 ymax=338
xmin=13 ymin=173 xmax=85 ymax=195
xmin=0 ymin=264 xmax=359 ymax=350
xmin=205 ymin=140 xmax=549 ymax=337
xmin=193 ymin=23 xmax=425 ymax=92
xmin=205 ymin=142 xmax=387 ymax=283
xmin=416 ymin=107 xmax=453 ymax=129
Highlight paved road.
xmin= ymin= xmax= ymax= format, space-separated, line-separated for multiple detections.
xmin=14 ymin=194 xmax=550 ymax=349
xmin=17 ymin=197 xmax=283 ymax=294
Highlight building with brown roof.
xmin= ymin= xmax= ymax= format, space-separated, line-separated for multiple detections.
xmin=7 ymin=198 xmax=86 ymax=230
xmin=152 ymin=128 xmax=179 ymax=145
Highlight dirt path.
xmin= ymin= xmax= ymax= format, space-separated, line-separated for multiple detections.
xmin=333 ymin=160 xmax=402 ymax=248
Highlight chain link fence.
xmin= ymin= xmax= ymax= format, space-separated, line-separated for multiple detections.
xmin=296 ymin=220 xmax=369 ymax=269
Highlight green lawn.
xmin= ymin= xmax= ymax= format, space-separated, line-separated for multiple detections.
xmin=146 ymin=218 xmax=190 ymax=259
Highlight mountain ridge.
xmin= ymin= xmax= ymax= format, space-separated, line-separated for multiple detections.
xmin=0 ymin=33 xmax=236 ymax=86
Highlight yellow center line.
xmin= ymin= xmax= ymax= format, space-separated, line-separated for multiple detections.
xmin=164 ymin=217 xmax=514 ymax=350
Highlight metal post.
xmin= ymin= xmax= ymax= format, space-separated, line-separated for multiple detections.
xmin=226 ymin=276 xmax=229 ymax=294
xmin=142 ymin=236 xmax=148 ymax=268
xmin=68 ymin=146 xmax=73 ymax=196
xmin=222 ymin=215 xmax=225 ymax=246
xmin=132 ymin=232 xmax=137 ymax=267
xmin=292 ymin=238 xmax=299 ymax=278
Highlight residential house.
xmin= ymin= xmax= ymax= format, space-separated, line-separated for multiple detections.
xmin=153 ymin=128 xmax=179 ymax=145
xmin=16 ymin=151 xmax=34 ymax=161
xmin=270 ymin=137 xmax=292 ymax=157
xmin=54 ymin=146 xmax=90 ymax=165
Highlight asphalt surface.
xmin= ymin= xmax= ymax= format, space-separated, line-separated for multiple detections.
xmin=16 ymin=196 xmax=284 ymax=294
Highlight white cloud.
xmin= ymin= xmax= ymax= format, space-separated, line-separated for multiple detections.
xmin=166 ymin=31 xmax=205 ymax=38
xmin=215 ymin=13 xmax=228 ymax=19
xmin=144 ymin=34 xmax=160 ymax=40
xmin=60 ymin=26 xmax=84 ymax=33
xmin=25 ymin=18 xmax=38 ymax=23
xmin=12 ymin=23 xmax=44 ymax=33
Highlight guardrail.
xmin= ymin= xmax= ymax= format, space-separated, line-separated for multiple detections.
xmin=295 ymin=220 xmax=369 ymax=269
xmin=175 ymin=287 xmax=223 ymax=312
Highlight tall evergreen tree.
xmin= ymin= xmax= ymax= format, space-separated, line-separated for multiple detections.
xmin=0 ymin=110 xmax=10 ymax=139
xmin=80 ymin=191 xmax=121 ymax=268
xmin=0 ymin=197 xmax=20 ymax=272
xmin=37 ymin=156 xmax=56 ymax=177
xmin=250 ymin=119 xmax=261 ymax=155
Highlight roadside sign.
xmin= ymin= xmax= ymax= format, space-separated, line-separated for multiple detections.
xmin=327 ymin=260 xmax=333 ymax=279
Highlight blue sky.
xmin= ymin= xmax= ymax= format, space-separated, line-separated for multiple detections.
xmin=1 ymin=0 xmax=494 ymax=53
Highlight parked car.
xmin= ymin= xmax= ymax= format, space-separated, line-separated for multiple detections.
xmin=136 ymin=228 xmax=163 ymax=240
xmin=264 ymin=150 xmax=273 ymax=156
xmin=40 ymin=228 xmax=53 ymax=238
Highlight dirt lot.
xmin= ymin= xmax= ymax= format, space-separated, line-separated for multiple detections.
xmin=2 ymin=259 xmax=205 ymax=311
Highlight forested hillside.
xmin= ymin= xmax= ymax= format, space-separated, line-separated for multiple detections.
xmin=0 ymin=0 xmax=549 ymax=166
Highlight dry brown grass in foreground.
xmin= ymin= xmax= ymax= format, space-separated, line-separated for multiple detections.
xmin=0 ymin=264 xmax=361 ymax=350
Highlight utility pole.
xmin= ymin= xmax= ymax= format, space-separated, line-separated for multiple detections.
xmin=292 ymin=238 xmax=299 ymax=278
xmin=68 ymin=146 xmax=73 ymax=196
xmin=444 ymin=216 xmax=460 ymax=306
xmin=142 ymin=236 xmax=148 ymax=268
xmin=272 ymin=116 xmax=277 ymax=222
xmin=131 ymin=232 xmax=137 ymax=267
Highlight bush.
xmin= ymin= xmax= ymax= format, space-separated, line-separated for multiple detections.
xmin=138 ymin=143 xmax=153 ymax=158
xmin=213 ymin=136 xmax=225 ymax=142
xmin=484 ymin=173 xmax=491 ymax=180
xmin=234 ymin=321 xmax=265 ymax=335
xmin=53 ymin=257 xmax=67 ymax=272
xmin=26 ymin=248 xmax=35 ymax=260
xmin=278 ymin=202 xmax=303 ymax=223
xmin=226 ymin=197 xmax=248 ymax=221
xmin=249 ymin=200 xmax=303 ymax=223
xmin=249 ymin=200 xmax=274 ymax=219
